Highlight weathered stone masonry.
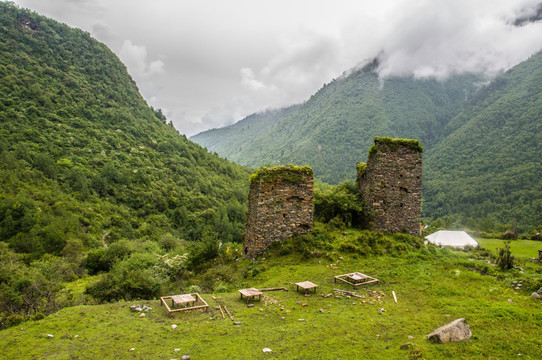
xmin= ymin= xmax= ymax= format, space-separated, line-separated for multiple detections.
xmin=243 ymin=166 xmax=313 ymax=259
xmin=357 ymin=137 xmax=423 ymax=235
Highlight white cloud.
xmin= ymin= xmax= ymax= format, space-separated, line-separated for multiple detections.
xmin=11 ymin=0 xmax=542 ymax=136
xmin=119 ymin=40 xmax=164 ymax=79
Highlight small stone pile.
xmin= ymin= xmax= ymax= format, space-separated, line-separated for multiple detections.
xmin=531 ymin=287 xmax=542 ymax=299
xmin=512 ymin=280 xmax=523 ymax=290
xmin=130 ymin=304 xmax=152 ymax=313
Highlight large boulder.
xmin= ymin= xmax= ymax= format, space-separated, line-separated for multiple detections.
xmin=427 ymin=318 xmax=472 ymax=343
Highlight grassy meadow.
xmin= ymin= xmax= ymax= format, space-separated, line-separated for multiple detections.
xmin=476 ymin=238 xmax=541 ymax=260
xmin=1 ymin=230 xmax=541 ymax=360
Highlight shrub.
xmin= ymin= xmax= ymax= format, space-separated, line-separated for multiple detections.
xmin=496 ymin=241 xmax=515 ymax=270
xmin=5 ymin=314 xmax=25 ymax=327
xmin=214 ymin=283 xmax=228 ymax=293
xmin=187 ymin=285 xmax=201 ymax=293
xmin=187 ymin=234 xmax=219 ymax=269
xmin=314 ymin=181 xmax=368 ymax=227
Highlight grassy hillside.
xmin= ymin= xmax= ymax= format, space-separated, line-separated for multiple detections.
xmin=191 ymin=60 xmax=483 ymax=184
xmin=0 ymin=2 xmax=249 ymax=251
xmin=1 ymin=226 xmax=540 ymax=359
xmin=0 ymin=3 xmax=249 ymax=321
xmin=423 ymin=51 xmax=542 ymax=231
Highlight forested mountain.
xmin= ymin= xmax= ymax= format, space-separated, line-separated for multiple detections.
xmin=191 ymin=60 xmax=483 ymax=183
xmin=193 ymin=104 xmax=301 ymax=156
xmin=192 ymin=54 xmax=542 ymax=231
xmin=0 ymin=2 xmax=250 ymax=261
xmin=423 ymin=51 xmax=542 ymax=231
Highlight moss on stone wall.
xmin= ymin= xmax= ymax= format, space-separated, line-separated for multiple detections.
xmin=249 ymin=165 xmax=313 ymax=185
xmin=356 ymin=162 xmax=367 ymax=177
xmin=368 ymin=137 xmax=424 ymax=159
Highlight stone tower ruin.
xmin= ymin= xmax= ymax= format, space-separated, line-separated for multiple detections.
xmin=357 ymin=137 xmax=423 ymax=235
xmin=243 ymin=165 xmax=313 ymax=259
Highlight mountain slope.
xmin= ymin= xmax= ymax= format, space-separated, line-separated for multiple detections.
xmin=193 ymin=104 xmax=301 ymax=156
xmin=0 ymin=3 xmax=249 ymax=259
xmin=423 ymin=51 xmax=542 ymax=230
xmin=191 ymin=60 xmax=482 ymax=184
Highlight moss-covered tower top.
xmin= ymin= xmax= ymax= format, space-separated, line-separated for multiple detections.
xmin=249 ymin=165 xmax=313 ymax=185
xmin=368 ymin=137 xmax=423 ymax=159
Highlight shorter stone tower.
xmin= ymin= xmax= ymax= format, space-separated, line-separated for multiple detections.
xmin=243 ymin=165 xmax=313 ymax=258
xmin=357 ymin=137 xmax=423 ymax=235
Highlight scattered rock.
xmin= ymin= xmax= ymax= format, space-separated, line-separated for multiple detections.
xmin=46 ymin=334 xmax=54 ymax=338
xmin=171 ymin=324 xmax=177 ymax=329
xmin=507 ymin=299 xmax=513 ymax=304
xmin=377 ymin=308 xmax=386 ymax=314
xmin=262 ymin=348 xmax=272 ymax=353
xmin=247 ymin=304 xmax=254 ymax=308
xmin=427 ymin=318 xmax=472 ymax=343
xmin=319 ymin=308 xmax=324 ymax=313
xmin=233 ymin=321 xmax=242 ymax=325
xmin=298 ymin=319 xmax=305 ymax=322
xmin=129 ymin=348 xmax=135 ymax=351
xmin=130 ymin=305 xmax=137 ymax=312
xmin=301 ymin=303 xmax=308 ymax=307
xmin=408 ymin=335 xmax=414 ymax=339
xmin=181 ymin=355 xmax=190 ymax=360
xmin=530 ymin=292 xmax=542 ymax=299
xmin=139 ymin=313 xmax=146 ymax=318
xmin=174 ymin=348 xmax=181 ymax=352
xmin=400 ymin=342 xmax=413 ymax=350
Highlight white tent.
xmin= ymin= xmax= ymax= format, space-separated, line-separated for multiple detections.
xmin=424 ymin=230 xmax=478 ymax=248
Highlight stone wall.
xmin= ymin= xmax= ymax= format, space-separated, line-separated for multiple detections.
xmin=357 ymin=137 xmax=423 ymax=235
xmin=243 ymin=166 xmax=313 ymax=259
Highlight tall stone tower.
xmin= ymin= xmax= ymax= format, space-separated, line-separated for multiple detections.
xmin=357 ymin=137 xmax=423 ymax=235
xmin=243 ymin=165 xmax=313 ymax=259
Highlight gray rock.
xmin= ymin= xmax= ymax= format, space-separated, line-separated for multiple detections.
xmin=130 ymin=305 xmax=137 ymax=312
xmin=530 ymin=292 xmax=542 ymax=299
xmin=233 ymin=321 xmax=242 ymax=325
xmin=427 ymin=318 xmax=472 ymax=343
xmin=400 ymin=342 xmax=413 ymax=350
xmin=181 ymin=356 xmax=190 ymax=360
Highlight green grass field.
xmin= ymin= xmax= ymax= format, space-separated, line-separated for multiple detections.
xmin=1 ymin=239 xmax=541 ymax=360
xmin=476 ymin=238 xmax=542 ymax=259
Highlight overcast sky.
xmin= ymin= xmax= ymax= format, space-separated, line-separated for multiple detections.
xmin=9 ymin=0 xmax=542 ymax=136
